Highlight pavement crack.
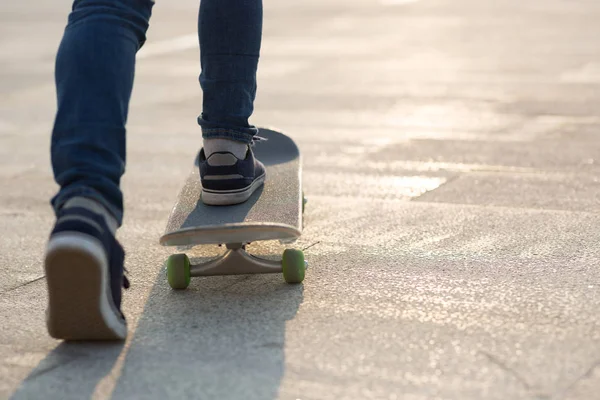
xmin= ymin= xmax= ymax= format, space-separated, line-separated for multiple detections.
xmin=302 ymin=241 xmax=320 ymax=251
xmin=479 ymin=351 xmax=537 ymax=393
xmin=553 ymin=358 xmax=600 ymax=399
xmin=0 ymin=275 xmax=45 ymax=295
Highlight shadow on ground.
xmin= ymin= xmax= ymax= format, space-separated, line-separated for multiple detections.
xmin=112 ymin=263 xmax=303 ymax=399
xmin=11 ymin=342 xmax=124 ymax=399
xmin=12 ymin=257 xmax=303 ymax=400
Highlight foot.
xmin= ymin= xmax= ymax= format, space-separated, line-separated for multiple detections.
xmin=199 ymin=139 xmax=266 ymax=206
xmin=44 ymin=198 xmax=128 ymax=340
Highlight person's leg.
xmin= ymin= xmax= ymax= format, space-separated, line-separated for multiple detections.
xmin=51 ymin=0 xmax=153 ymax=224
xmin=46 ymin=0 xmax=153 ymax=341
xmin=198 ymin=0 xmax=262 ymax=143
xmin=197 ymin=0 xmax=266 ymax=205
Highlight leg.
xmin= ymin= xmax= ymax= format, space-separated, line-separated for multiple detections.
xmin=46 ymin=0 xmax=153 ymax=341
xmin=197 ymin=0 xmax=266 ymax=206
xmin=51 ymin=0 xmax=154 ymax=225
xmin=197 ymin=0 xmax=263 ymax=144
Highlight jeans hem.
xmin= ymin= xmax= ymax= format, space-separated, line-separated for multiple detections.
xmin=201 ymin=128 xmax=256 ymax=144
xmin=198 ymin=114 xmax=258 ymax=144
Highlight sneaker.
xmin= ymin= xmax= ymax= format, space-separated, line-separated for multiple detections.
xmin=198 ymin=146 xmax=266 ymax=205
xmin=44 ymin=206 xmax=128 ymax=340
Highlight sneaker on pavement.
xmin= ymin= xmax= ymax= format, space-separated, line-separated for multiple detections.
xmin=44 ymin=206 xmax=128 ymax=340
xmin=198 ymin=146 xmax=266 ymax=206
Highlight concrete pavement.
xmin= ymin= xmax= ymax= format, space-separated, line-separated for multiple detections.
xmin=1 ymin=0 xmax=600 ymax=399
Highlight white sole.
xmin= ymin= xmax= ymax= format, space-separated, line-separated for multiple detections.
xmin=45 ymin=232 xmax=127 ymax=341
xmin=201 ymin=173 xmax=266 ymax=206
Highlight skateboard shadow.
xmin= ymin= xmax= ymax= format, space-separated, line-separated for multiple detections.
xmin=253 ymin=128 xmax=301 ymax=167
xmin=13 ymin=266 xmax=304 ymax=400
xmin=110 ymin=263 xmax=304 ymax=399
xmin=10 ymin=342 xmax=124 ymax=400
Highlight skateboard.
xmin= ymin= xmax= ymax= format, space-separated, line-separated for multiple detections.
xmin=159 ymin=127 xmax=306 ymax=289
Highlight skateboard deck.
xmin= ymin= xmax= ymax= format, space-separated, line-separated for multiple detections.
xmin=159 ymin=127 xmax=306 ymax=288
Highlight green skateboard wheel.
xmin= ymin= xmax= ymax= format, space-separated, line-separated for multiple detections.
xmin=166 ymin=254 xmax=191 ymax=290
xmin=282 ymin=249 xmax=305 ymax=284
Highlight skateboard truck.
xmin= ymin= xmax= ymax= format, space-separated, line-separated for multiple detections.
xmin=165 ymin=243 xmax=306 ymax=289
xmin=191 ymin=243 xmax=282 ymax=276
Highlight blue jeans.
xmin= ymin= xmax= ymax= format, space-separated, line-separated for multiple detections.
xmin=51 ymin=0 xmax=263 ymax=225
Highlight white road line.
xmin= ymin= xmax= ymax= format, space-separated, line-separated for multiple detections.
xmin=137 ymin=34 xmax=198 ymax=60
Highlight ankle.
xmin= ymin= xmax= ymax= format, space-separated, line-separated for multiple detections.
xmin=203 ymin=138 xmax=248 ymax=159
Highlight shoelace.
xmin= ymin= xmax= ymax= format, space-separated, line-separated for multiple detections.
xmin=250 ymin=135 xmax=267 ymax=146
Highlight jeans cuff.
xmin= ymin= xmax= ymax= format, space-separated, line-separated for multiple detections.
xmin=198 ymin=115 xmax=258 ymax=144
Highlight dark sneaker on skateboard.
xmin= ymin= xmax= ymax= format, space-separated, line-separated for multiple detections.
xmin=198 ymin=146 xmax=266 ymax=206
xmin=44 ymin=206 xmax=128 ymax=340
